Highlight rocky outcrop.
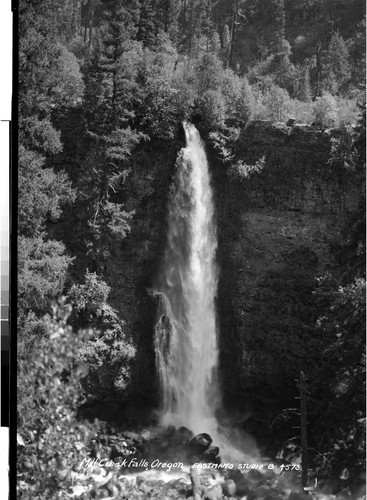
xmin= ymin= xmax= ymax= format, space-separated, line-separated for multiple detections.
xmin=207 ymin=121 xmax=362 ymax=423
xmin=99 ymin=121 xmax=362 ymax=421
xmin=104 ymin=138 xmax=184 ymax=403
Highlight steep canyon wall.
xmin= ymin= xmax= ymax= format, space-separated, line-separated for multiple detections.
xmin=209 ymin=121 xmax=361 ymax=423
xmin=55 ymin=120 xmax=361 ymax=422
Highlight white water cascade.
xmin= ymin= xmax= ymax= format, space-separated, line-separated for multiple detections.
xmin=153 ymin=122 xmax=220 ymax=434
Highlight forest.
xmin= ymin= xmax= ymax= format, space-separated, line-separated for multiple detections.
xmin=17 ymin=0 xmax=365 ymax=499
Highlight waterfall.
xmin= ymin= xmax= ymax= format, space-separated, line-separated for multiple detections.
xmin=153 ymin=122 xmax=220 ymax=434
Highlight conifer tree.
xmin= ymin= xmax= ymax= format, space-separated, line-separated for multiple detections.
xmin=225 ymin=0 xmax=248 ymax=69
xmin=178 ymin=0 xmax=212 ymax=58
xmin=323 ymin=31 xmax=351 ymax=94
xmin=155 ymin=0 xmax=180 ymax=43
xmin=82 ymin=1 xmax=145 ymax=263
xmin=18 ymin=0 xmax=82 ymax=320
xmin=298 ymin=67 xmax=312 ymax=102
xmin=269 ymin=0 xmax=285 ymax=51
xmin=137 ymin=0 xmax=157 ymax=47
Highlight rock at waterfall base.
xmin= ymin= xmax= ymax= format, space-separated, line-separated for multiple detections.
xmin=188 ymin=433 xmax=213 ymax=455
xmin=202 ymin=446 xmax=220 ymax=461
xmin=203 ymin=484 xmax=223 ymax=500
xmin=222 ymin=479 xmax=237 ymax=496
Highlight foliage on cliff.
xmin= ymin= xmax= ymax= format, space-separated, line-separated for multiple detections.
xmin=309 ymin=106 xmax=366 ymax=487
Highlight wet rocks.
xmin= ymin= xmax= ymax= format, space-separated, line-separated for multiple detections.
xmin=171 ymin=426 xmax=194 ymax=447
xmin=247 ymin=468 xmax=264 ymax=484
xmin=186 ymin=433 xmax=220 ymax=464
xmin=168 ymin=477 xmax=190 ymax=493
xmin=86 ymin=429 xmax=146 ymax=465
xmin=203 ymin=484 xmax=223 ymax=500
xmin=188 ymin=433 xmax=213 ymax=455
xmin=222 ymin=478 xmax=236 ymax=496
xmin=225 ymin=469 xmax=261 ymax=498
xmin=202 ymin=446 xmax=220 ymax=461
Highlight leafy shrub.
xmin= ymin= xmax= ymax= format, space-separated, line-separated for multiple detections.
xmin=208 ymin=127 xmax=240 ymax=163
xmin=313 ymin=92 xmax=338 ymax=127
xmin=67 ymin=271 xmax=111 ymax=321
xmin=196 ymin=89 xmax=227 ymax=130
xmin=336 ymin=97 xmax=360 ymax=127
xmin=18 ymin=311 xmax=49 ymax=360
xmin=311 ymin=277 xmax=366 ymax=487
xmin=67 ymin=272 xmax=136 ymax=398
xmin=328 ymin=128 xmax=359 ymax=171
xmin=17 ymin=305 xmax=94 ymax=499
xmin=222 ymin=73 xmax=255 ymax=127
xmin=141 ymin=74 xmax=193 ymax=138
xmin=18 ymin=146 xmax=75 ymax=237
xmin=230 ymin=156 xmax=266 ymax=179
xmin=18 ymin=236 xmax=74 ymax=314
xmin=20 ymin=116 xmax=63 ymax=155
xmin=52 ymin=45 xmax=85 ymax=107
xmin=195 ymin=52 xmax=224 ymax=95
xmin=262 ymin=85 xmax=291 ymax=122
xmin=288 ymin=98 xmax=314 ymax=125
xmin=138 ymin=36 xmax=195 ymax=138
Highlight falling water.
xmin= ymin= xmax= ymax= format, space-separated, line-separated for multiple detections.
xmin=153 ymin=122 xmax=220 ymax=434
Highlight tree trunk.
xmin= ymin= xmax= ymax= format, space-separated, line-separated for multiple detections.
xmin=188 ymin=0 xmax=194 ymax=59
xmin=314 ymin=41 xmax=322 ymax=100
xmin=227 ymin=1 xmax=237 ymax=69
xmin=88 ymin=0 xmax=96 ymax=49
xmin=227 ymin=0 xmax=239 ymax=68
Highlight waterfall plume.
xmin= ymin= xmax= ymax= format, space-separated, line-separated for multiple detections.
xmin=153 ymin=122 xmax=220 ymax=434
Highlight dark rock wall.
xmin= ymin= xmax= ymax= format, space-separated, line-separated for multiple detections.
xmin=104 ymin=138 xmax=183 ymax=405
xmin=103 ymin=121 xmax=361 ymax=417
xmin=208 ymin=121 xmax=361 ymax=421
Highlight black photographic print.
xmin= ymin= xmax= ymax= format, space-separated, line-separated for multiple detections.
xmin=15 ymin=1 xmax=365 ymax=499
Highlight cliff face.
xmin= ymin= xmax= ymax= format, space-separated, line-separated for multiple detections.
xmin=50 ymin=128 xmax=184 ymax=408
xmin=208 ymin=121 xmax=361 ymax=420
xmin=103 ymin=121 xmax=361 ymax=417
xmin=103 ymin=138 xmax=184 ymax=405
xmin=56 ymin=121 xmax=361 ymax=419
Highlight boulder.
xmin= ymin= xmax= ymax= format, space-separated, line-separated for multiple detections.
xmin=170 ymin=426 xmax=194 ymax=448
xmin=247 ymin=468 xmax=264 ymax=484
xmin=177 ymin=426 xmax=194 ymax=444
xmin=166 ymin=425 xmax=176 ymax=437
xmin=236 ymin=482 xmax=256 ymax=498
xmin=136 ymin=476 xmax=145 ymax=487
xmin=222 ymin=479 xmax=237 ymax=496
xmin=226 ymin=469 xmax=244 ymax=484
xmin=202 ymin=446 xmax=220 ymax=461
xmin=188 ymin=433 xmax=213 ymax=455
xmin=204 ymin=484 xmax=223 ymax=500
xmin=138 ymin=481 xmax=152 ymax=495
xmin=169 ymin=478 xmax=190 ymax=493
